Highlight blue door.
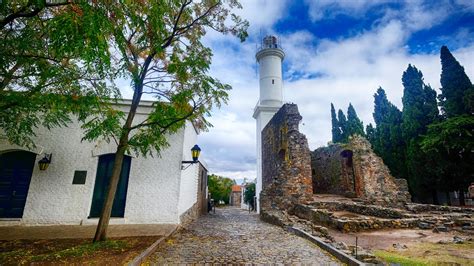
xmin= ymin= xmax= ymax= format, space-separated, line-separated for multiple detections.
xmin=89 ymin=154 xmax=131 ymax=218
xmin=0 ymin=151 xmax=36 ymax=218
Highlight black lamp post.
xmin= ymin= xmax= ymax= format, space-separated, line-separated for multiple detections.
xmin=38 ymin=153 xmax=52 ymax=171
xmin=182 ymin=144 xmax=201 ymax=170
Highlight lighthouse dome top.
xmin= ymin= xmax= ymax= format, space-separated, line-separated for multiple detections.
xmin=262 ymin=35 xmax=280 ymax=49
xmin=256 ymin=35 xmax=285 ymax=61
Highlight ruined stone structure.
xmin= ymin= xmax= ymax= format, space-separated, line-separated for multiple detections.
xmin=257 ymin=103 xmax=473 ymax=264
xmin=311 ymin=135 xmax=411 ymax=207
xmin=260 ymin=104 xmax=313 ymax=213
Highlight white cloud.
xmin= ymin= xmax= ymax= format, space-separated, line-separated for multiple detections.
xmin=306 ymin=0 xmax=392 ymax=21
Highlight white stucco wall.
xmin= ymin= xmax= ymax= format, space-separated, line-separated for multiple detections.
xmin=177 ymin=122 xmax=199 ymax=216
xmin=0 ymin=101 xmax=198 ymax=225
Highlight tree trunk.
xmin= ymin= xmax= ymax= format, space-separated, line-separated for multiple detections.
xmin=93 ymin=137 xmax=128 ymax=242
xmin=93 ymin=55 xmax=153 ymax=242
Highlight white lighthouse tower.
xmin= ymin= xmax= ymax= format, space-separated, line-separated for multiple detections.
xmin=253 ymin=35 xmax=285 ymax=213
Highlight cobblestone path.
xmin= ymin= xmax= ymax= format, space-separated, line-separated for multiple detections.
xmin=148 ymin=207 xmax=342 ymax=265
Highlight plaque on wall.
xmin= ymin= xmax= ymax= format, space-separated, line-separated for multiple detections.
xmin=72 ymin=171 xmax=87 ymax=184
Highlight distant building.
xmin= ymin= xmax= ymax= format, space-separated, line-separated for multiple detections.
xmin=229 ymin=184 xmax=242 ymax=206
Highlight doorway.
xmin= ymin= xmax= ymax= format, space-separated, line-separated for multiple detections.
xmin=0 ymin=150 xmax=36 ymax=218
xmin=89 ymin=154 xmax=131 ymax=218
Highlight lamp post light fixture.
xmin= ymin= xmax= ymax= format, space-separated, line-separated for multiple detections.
xmin=182 ymin=144 xmax=201 ymax=170
xmin=38 ymin=153 xmax=52 ymax=171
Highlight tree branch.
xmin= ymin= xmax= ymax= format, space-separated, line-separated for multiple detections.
xmin=1 ymin=0 xmax=71 ymax=29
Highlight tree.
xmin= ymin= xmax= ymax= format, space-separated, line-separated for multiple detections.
xmin=439 ymin=46 xmax=473 ymax=117
xmin=370 ymin=87 xmax=407 ymax=180
xmin=208 ymin=174 xmax=235 ymax=204
xmin=330 ymin=103 xmax=342 ymax=143
xmin=401 ymin=64 xmax=439 ymax=202
xmin=421 ymin=46 xmax=474 ymax=205
xmin=1 ymin=1 xmax=116 ymax=148
xmin=337 ymin=109 xmax=348 ymax=142
xmin=346 ymin=103 xmax=364 ymax=138
xmin=75 ymin=1 xmax=248 ymax=242
xmin=365 ymin=123 xmax=375 ymax=144
xmin=421 ymin=115 xmax=474 ymax=205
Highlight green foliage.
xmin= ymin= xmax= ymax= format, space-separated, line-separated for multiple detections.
xmin=73 ymin=1 xmax=249 ymax=158
xmin=439 ymin=46 xmax=473 ymax=117
xmin=243 ymin=182 xmax=255 ymax=205
xmin=402 ymin=65 xmax=439 ymax=139
xmin=401 ymin=64 xmax=440 ymax=200
xmin=1 ymin=1 xmax=118 ymax=148
xmin=365 ymin=123 xmax=375 ymax=143
xmin=330 ymin=103 xmax=342 ymax=143
xmin=346 ymin=103 xmax=364 ymax=138
xmin=366 ymin=47 xmax=473 ymax=204
xmin=421 ymin=115 xmax=474 ymax=191
xmin=331 ymin=103 xmax=364 ymax=143
xmin=370 ymin=87 xmax=407 ymax=180
xmin=208 ymin=174 xmax=235 ymax=204
xmin=337 ymin=109 xmax=348 ymax=142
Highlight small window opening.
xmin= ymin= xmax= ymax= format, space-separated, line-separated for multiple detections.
xmin=272 ymin=79 xmax=275 ymax=84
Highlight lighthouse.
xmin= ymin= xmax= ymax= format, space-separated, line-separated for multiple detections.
xmin=253 ymin=36 xmax=285 ymax=213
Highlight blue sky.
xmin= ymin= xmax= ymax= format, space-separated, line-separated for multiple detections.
xmin=195 ymin=0 xmax=474 ymax=182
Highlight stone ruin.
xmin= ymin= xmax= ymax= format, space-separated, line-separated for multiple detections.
xmin=259 ymin=103 xmax=474 ymax=262
xmin=260 ymin=103 xmax=411 ymax=215
xmin=260 ymin=104 xmax=313 ymax=213
xmin=311 ymin=135 xmax=411 ymax=207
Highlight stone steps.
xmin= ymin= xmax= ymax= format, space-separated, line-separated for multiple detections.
xmin=291 ymin=204 xmax=473 ymax=233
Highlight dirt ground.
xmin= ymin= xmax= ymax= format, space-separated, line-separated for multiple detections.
xmin=0 ymin=236 xmax=157 ymax=265
xmin=330 ymin=228 xmax=472 ymax=250
xmin=330 ymin=228 xmax=474 ymax=265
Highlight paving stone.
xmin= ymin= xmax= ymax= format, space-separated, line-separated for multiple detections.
xmin=148 ymin=207 xmax=342 ymax=265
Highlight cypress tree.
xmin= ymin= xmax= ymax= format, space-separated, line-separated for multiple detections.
xmin=421 ymin=46 xmax=474 ymax=205
xmin=338 ymin=109 xmax=348 ymax=142
xmin=365 ymin=123 xmax=375 ymax=144
xmin=401 ymin=64 xmax=439 ymax=202
xmin=371 ymin=87 xmax=407 ymax=180
xmin=439 ymin=46 xmax=473 ymax=117
xmin=347 ymin=103 xmax=365 ymax=138
xmin=331 ymin=103 xmax=342 ymax=143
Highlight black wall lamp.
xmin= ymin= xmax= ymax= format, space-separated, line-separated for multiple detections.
xmin=181 ymin=145 xmax=201 ymax=170
xmin=38 ymin=153 xmax=52 ymax=171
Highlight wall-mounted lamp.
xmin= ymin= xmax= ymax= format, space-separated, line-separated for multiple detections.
xmin=38 ymin=153 xmax=52 ymax=171
xmin=181 ymin=145 xmax=201 ymax=170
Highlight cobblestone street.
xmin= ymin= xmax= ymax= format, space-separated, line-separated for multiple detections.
xmin=147 ymin=207 xmax=341 ymax=265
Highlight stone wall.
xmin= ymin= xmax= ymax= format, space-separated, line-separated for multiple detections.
xmin=311 ymin=144 xmax=356 ymax=197
xmin=260 ymin=104 xmax=313 ymax=213
xmin=311 ymin=135 xmax=411 ymax=207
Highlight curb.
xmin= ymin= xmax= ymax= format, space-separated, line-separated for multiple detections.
xmin=128 ymin=226 xmax=179 ymax=266
xmin=286 ymin=227 xmax=365 ymax=266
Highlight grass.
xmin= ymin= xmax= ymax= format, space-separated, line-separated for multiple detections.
xmin=374 ymin=250 xmax=429 ymax=266
xmin=0 ymin=240 xmax=128 ymax=264
xmin=374 ymin=241 xmax=474 ymax=266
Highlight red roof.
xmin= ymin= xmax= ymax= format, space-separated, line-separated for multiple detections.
xmin=232 ymin=185 xmax=241 ymax=192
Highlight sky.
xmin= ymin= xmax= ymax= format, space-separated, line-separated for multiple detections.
xmin=194 ymin=0 xmax=474 ymax=182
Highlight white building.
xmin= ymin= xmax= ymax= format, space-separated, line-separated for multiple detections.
xmin=0 ymin=100 xmax=208 ymax=225
xmin=253 ymin=36 xmax=285 ymax=213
